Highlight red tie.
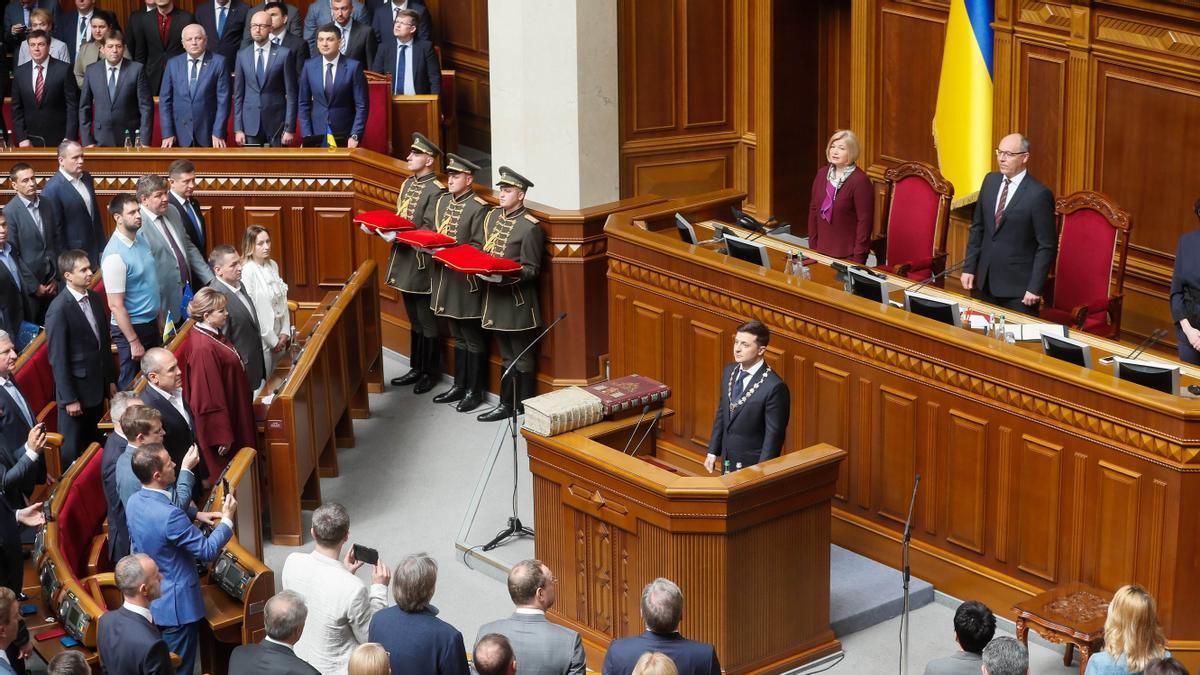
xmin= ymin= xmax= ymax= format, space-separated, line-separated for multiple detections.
xmin=994 ymin=178 xmax=1010 ymax=225
xmin=33 ymin=64 xmax=43 ymax=103
xmin=157 ymin=13 xmax=170 ymax=43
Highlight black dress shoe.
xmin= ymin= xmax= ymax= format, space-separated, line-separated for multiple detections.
xmin=477 ymin=404 xmax=512 ymax=422
xmin=432 ymin=385 xmax=466 ymax=403
xmin=391 ymin=369 xmax=422 ymax=387
xmin=413 ymin=372 xmax=437 ymax=395
xmin=456 ymin=391 xmax=483 ymax=412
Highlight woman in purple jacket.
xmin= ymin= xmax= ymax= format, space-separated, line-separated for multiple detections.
xmin=807 ymin=129 xmax=874 ymax=264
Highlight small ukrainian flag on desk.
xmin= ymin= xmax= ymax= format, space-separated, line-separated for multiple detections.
xmin=932 ymin=0 xmax=993 ymax=209
xmin=326 ymin=124 xmax=337 ymax=149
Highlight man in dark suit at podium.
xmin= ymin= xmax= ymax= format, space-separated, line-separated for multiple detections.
xmin=959 ymin=132 xmax=1057 ymax=317
xmin=704 ymin=319 xmax=789 ymax=472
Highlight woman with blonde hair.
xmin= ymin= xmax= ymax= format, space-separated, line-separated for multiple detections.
xmin=632 ymin=651 xmax=679 ymax=675
xmin=241 ymin=225 xmax=292 ymax=376
xmin=1085 ymin=584 xmax=1168 ymax=674
xmin=806 ymin=129 xmax=874 ymax=263
xmin=348 ymin=643 xmax=391 ymax=675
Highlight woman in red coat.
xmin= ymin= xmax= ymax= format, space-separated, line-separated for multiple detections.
xmin=807 ymin=129 xmax=875 ymax=263
xmin=183 ymin=287 xmax=257 ymax=477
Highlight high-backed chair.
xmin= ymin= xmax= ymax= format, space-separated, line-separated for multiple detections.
xmin=1038 ymin=191 xmax=1132 ymax=339
xmin=872 ymin=161 xmax=954 ymax=283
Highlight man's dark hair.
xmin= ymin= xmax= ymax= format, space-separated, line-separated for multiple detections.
xmin=102 ymin=29 xmax=124 ymax=45
xmin=310 ymin=502 xmax=350 ymax=547
xmin=316 ymin=22 xmax=339 ymax=40
xmin=396 ymin=8 xmax=418 ymax=24
xmin=955 ymin=600 xmax=997 ymax=654
xmin=46 ymin=651 xmax=89 ymax=675
xmin=737 ymin=319 xmax=770 ymax=347
xmin=208 ymin=243 xmax=238 ymax=268
xmin=167 ymin=159 xmax=195 ymax=178
xmin=120 ymin=405 xmax=161 ymax=440
xmin=506 ymin=559 xmax=549 ymax=606
xmin=8 ymin=163 xmax=32 ymax=183
xmin=25 ymin=29 xmax=48 ymax=44
xmin=57 ymin=249 xmax=89 ymax=278
xmin=473 ymin=633 xmax=514 ymax=675
xmin=131 ymin=443 xmax=167 ymax=484
xmin=108 ymin=193 xmax=138 ymax=218
xmin=263 ymin=1 xmax=287 ymax=15
xmin=1146 ymin=657 xmax=1191 ymax=675
xmin=135 ymin=174 xmax=168 ymax=200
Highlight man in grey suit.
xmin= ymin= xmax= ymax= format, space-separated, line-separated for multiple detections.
xmin=134 ymin=174 xmax=212 ymax=324
xmin=476 ymin=559 xmax=586 ymax=675
xmin=207 ymin=245 xmax=266 ymax=392
xmin=80 ymin=30 xmax=155 ymax=148
xmin=474 ymin=633 xmax=517 ymax=675
xmin=922 ymin=600 xmax=996 ymax=675
xmin=4 ymin=163 xmax=60 ymax=322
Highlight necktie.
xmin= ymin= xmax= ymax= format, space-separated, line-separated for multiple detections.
xmin=4 ymin=381 xmax=33 ymax=428
xmin=157 ymin=217 xmax=191 ymax=287
xmin=79 ymin=16 xmax=88 ymax=47
xmin=189 ymin=58 xmax=199 ymax=92
xmin=393 ymin=6 xmax=400 ymax=21
xmin=183 ymin=200 xmax=204 ymax=250
xmin=237 ymin=285 xmax=261 ymax=330
xmin=34 ymin=64 xmax=43 ymax=103
xmin=324 ymin=62 xmax=334 ymax=101
xmin=338 ymin=25 xmax=347 ymax=55
xmin=28 ymin=200 xmax=42 ymax=236
xmin=732 ymin=370 xmax=748 ymax=401
xmin=255 ymin=47 xmax=265 ymax=84
xmin=394 ymin=43 xmax=406 ymax=95
xmin=157 ymin=13 xmax=169 ymax=44
xmin=78 ymin=295 xmax=100 ymax=344
xmin=108 ymin=66 xmax=117 ymax=99
xmin=272 ymin=36 xmax=280 ymax=46
xmin=994 ymin=178 xmax=1011 ymax=224
xmin=217 ymin=5 xmax=227 ymax=36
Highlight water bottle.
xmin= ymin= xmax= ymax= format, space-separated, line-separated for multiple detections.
xmin=723 ymin=459 xmax=731 ymax=475
xmin=996 ymin=314 xmax=1007 ymax=343
xmin=785 ymin=250 xmax=798 ymax=277
xmin=798 ymin=253 xmax=812 ymax=280
xmin=123 ymin=129 xmax=133 ymax=150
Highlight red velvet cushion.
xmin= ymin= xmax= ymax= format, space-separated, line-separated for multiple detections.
xmin=393 ymin=230 xmax=456 ymax=248
xmin=56 ymin=449 xmax=107 ymax=578
xmin=433 ymin=245 xmax=522 ymax=274
xmin=13 ymin=341 xmax=55 ymax=432
xmin=1051 ymin=209 xmax=1116 ymax=317
xmin=355 ymin=211 xmax=416 ymax=232
xmin=885 ymin=176 xmax=940 ymax=273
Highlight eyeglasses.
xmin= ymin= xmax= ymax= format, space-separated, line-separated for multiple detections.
xmin=394 ymin=20 xmax=415 ymax=27
xmin=250 ymin=22 xmax=271 ymax=28
xmin=994 ymin=149 xmax=1028 ymax=159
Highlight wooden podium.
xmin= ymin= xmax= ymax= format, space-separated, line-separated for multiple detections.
xmin=523 ymin=414 xmax=846 ymax=674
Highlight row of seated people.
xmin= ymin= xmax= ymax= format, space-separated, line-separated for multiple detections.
xmin=0 ymin=0 xmax=442 ymax=149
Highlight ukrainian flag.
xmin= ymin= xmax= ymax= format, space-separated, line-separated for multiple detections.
xmin=326 ymin=124 xmax=338 ymax=149
xmin=932 ymin=0 xmax=993 ymax=208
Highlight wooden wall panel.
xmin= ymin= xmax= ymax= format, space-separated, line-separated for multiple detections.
xmin=812 ymin=363 xmax=851 ymax=501
xmin=945 ymin=409 xmax=987 ymax=556
xmin=873 ymin=5 xmax=944 ymax=168
xmin=874 ymin=387 xmax=916 ymax=526
xmin=312 ymin=208 xmax=355 ymax=286
xmin=683 ymin=0 xmax=730 ymax=130
xmin=1015 ymin=42 xmax=1068 ymax=196
xmin=630 ymin=302 xmax=666 ymax=384
xmin=686 ymin=320 xmax=724 ymax=448
xmin=437 ymin=0 xmax=490 ymax=149
xmin=1092 ymin=461 xmax=1141 ymax=591
xmin=628 ymin=0 xmax=676 ymax=134
xmin=1017 ymin=435 xmax=1063 ymax=583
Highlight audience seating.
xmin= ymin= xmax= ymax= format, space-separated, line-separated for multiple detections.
xmin=1038 ymin=191 xmax=1132 ymax=338
xmin=871 ymin=161 xmax=954 ymax=283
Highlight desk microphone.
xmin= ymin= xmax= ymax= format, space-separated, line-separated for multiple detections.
xmin=1127 ymin=328 xmax=1167 ymax=360
xmin=903 ymin=259 xmax=968 ymax=293
xmin=620 ymin=405 xmax=652 ymax=455
xmin=628 ymin=408 xmax=664 ymax=456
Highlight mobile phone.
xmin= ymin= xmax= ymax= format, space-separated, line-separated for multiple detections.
xmin=20 ymin=604 xmax=36 ymax=615
xmin=60 ymin=636 xmax=80 ymax=648
xmin=352 ymin=543 xmax=378 ymax=566
xmin=221 ymin=477 xmax=230 ymax=496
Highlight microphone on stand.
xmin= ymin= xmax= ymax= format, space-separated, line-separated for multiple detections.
xmin=620 ymin=405 xmax=652 ymax=456
xmin=903 ymin=259 xmax=968 ymax=293
xmin=627 ymin=408 xmax=664 ymax=456
xmin=1127 ymin=328 xmax=1167 ymax=360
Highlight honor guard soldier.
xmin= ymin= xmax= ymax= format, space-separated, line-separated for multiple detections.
xmin=386 ymin=132 xmax=447 ymax=392
xmin=477 ymin=167 xmax=544 ymax=423
xmin=427 ymin=153 xmax=491 ymax=412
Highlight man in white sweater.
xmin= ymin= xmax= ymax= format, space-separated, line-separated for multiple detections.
xmin=281 ymin=502 xmax=391 ymax=675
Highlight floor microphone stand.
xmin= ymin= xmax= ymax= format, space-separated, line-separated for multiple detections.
xmin=900 ymin=474 xmax=921 ymax=675
xmin=481 ymin=313 xmax=567 ymax=552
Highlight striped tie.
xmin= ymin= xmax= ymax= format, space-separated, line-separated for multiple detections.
xmin=34 ymin=64 xmax=44 ymax=103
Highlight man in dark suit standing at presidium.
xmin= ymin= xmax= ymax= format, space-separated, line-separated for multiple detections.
xmin=194 ymin=0 xmax=247 ymax=66
xmin=42 ymin=142 xmax=104 ymax=266
xmin=960 ymin=132 xmax=1057 ymax=317
xmin=80 ymin=30 xmax=154 ymax=147
xmin=4 ymin=163 xmax=59 ymax=324
xmin=0 ymin=217 xmax=29 ymax=336
xmin=602 ymin=578 xmax=721 ymax=675
xmin=703 ymin=319 xmax=789 ymax=472
xmin=96 ymin=554 xmax=174 ymax=675
xmin=370 ymin=0 xmax=429 ymax=42
xmin=126 ymin=0 xmax=195 ymax=92
xmin=45 ymin=249 xmax=114 ymax=467
xmin=234 ymin=10 xmax=296 ymax=147
xmin=240 ymin=0 xmax=299 ymax=43
xmin=159 ymin=24 xmax=230 ymax=148
xmin=371 ymin=8 xmax=438 ymax=96
xmin=166 ymin=159 xmax=208 ymax=254
xmin=228 ymin=590 xmax=320 ymax=675
xmin=303 ymin=0 xmax=367 ymax=52
xmin=327 ymin=0 xmax=374 ymax=70
xmin=11 ymin=31 xmax=78 ymax=148
xmin=260 ymin=1 xmax=307 ymax=80
xmin=299 ymin=23 xmax=367 ymax=147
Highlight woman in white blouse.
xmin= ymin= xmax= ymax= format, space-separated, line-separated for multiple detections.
xmin=240 ymin=225 xmax=291 ymax=376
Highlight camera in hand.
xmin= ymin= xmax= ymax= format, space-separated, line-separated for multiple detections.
xmin=352 ymin=543 xmax=378 ymax=566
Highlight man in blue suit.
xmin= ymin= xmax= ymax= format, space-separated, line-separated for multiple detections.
xmin=371 ymin=8 xmax=439 ymax=95
xmin=601 ymin=578 xmax=721 ymax=675
xmin=96 ymin=554 xmax=174 ymax=675
xmin=80 ymin=30 xmax=154 ymax=148
xmin=126 ymin=442 xmax=236 ymax=675
xmin=298 ymin=22 xmax=366 ymax=147
xmin=302 ymin=0 xmax=365 ymax=52
xmin=159 ymin=24 xmax=230 ymax=148
xmin=194 ymin=0 xmax=248 ymax=65
xmin=233 ymin=10 xmax=296 ymax=146
xmin=42 ymin=142 xmax=104 ymax=269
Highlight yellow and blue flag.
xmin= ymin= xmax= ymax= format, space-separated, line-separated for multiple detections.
xmin=326 ymin=124 xmax=338 ymax=149
xmin=932 ymin=0 xmax=993 ymax=208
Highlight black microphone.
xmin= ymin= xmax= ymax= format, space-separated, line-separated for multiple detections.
xmin=620 ymin=405 xmax=652 ymax=456
xmin=629 ymin=408 xmax=664 ymax=456
xmin=904 ymin=259 xmax=968 ymax=293
xmin=902 ymin=474 xmax=921 ymax=546
xmin=500 ymin=312 xmax=568 ymax=382
xmin=1127 ymin=328 xmax=1167 ymax=360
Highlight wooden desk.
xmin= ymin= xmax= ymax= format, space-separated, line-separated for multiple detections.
xmin=524 ymin=416 xmax=846 ymax=674
xmin=605 ymin=190 xmax=1200 ymax=669
xmin=259 ymin=261 xmax=383 ymax=545
xmin=1014 ymin=583 xmax=1111 ymax=673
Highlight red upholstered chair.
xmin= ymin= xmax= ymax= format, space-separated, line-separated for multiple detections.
xmin=13 ymin=333 xmax=57 ymax=433
xmin=872 ymin=161 xmax=954 ymax=284
xmin=54 ymin=444 xmax=109 ymax=578
xmin=1039 ymin=191 xmax=1132 ymax=339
